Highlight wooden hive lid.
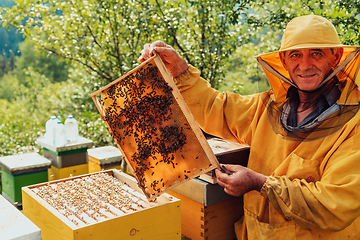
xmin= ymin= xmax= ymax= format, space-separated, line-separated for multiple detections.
xmin=207 ymin=138 xmax=250 ymax=155
xmin=36 ymin=136 xmax=93 ymax=153
xmin=0 ymin=152 xmax=51 ymax=175
xmin=88 ymin=146 xmax=123 ymax=164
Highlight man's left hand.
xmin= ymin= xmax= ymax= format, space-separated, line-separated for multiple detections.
xmin=215 ymin=164 xmax=268 ymax=197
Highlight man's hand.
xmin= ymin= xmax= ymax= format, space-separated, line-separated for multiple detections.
xmin=138 ymin=41 xmax=188 ymax=78
xmin=215 ymin=164 xmax=268 ymax=197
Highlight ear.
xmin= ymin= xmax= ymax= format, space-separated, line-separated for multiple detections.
xmin=333 ymin=48 xmax=344 ymax=66
xmin=279 ymin=52 xmax=288 ymax=70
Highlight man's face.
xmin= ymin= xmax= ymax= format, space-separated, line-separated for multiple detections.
xmin=280 ymin=48 xmax=343 ymax=91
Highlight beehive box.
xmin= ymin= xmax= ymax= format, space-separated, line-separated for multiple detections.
xmin=0 ymin=152 xmax=51 ymax=205
xmin=48 ymin=163 xmax=89 ymax=181
xmin=88 ymin=146 xmax=123 ymax=173
xmin=170 ymin=190 xmax=243 ymax=240
xmin=167 ymin=138 xmax=249 ymax=239
xmin=91 ymin=54 xmax=219 ymax=200
xmin=169 ymin=175 xmax=244 ymax=240
xmin=22 ymin=170 xmax=181 ymax=240
xmin=36 ymin=136 xmax=93 ymax=168
xmin=0 ymin=194 xmax=41 ymax=240
xmin=43 ymin=148 xmax=88 ymax=168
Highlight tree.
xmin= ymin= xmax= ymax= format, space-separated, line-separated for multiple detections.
xmin=0 ymin=50 xmax=15 ymax=77
xmin=243 ymin=0 xmax=360 ymax=46
xmin=0 ymin=54 xmax=6 ymax=77
xmin=0 ymin=0 xmax=24 ymax=57
xmin=1 ymin=0 xmax=251 ymax=89
xmin=16 ymin=41 xmax=69 ymax=83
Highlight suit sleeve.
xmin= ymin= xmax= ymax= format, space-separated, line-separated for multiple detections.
xmin=175 ymin=65 xmax=268 ymax=145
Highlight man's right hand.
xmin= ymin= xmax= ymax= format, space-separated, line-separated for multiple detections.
xmin=138 ymin=41 xmax=189 ymax=78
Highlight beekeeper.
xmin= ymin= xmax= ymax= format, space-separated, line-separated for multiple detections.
xmin=139 ymin=15 xmax=360 ymax=239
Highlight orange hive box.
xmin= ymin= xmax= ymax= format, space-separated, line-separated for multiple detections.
xmin=90 ymin=55 xmax=219 ymax=200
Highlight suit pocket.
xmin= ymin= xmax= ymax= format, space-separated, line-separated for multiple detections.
xmin=286 ymin=153 xmax=321 ymax=182
xmin=245 ymin=208 xmax=296 ymax=240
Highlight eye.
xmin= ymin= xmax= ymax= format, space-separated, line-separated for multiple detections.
xmin=311 ymin=51 xmax=324 ymax=60
xmin=289 ymin=53 xmax=300 ymax=60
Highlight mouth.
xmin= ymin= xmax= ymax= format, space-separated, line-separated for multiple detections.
xmin=298 ymin=74 xmax=316 ymax=78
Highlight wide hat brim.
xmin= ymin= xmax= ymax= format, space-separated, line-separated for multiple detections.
xmin=255 ymin=43 xmax=357 ymax=58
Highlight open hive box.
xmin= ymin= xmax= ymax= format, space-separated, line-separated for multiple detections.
xmin=22 ymin=170 xmax=181 ymax=240
xmin=90 ymin=55 xmax=219 ymax=200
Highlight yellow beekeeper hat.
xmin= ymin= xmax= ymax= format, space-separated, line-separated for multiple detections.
xmin=279 ymin=15 xmax=347 ymax=52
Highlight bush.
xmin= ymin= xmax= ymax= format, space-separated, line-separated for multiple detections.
xmin=0 ymin=65 xmax=114 ymax=157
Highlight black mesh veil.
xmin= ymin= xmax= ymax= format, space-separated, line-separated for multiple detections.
xmin=256 ymin=47 xmax=360 ymax=142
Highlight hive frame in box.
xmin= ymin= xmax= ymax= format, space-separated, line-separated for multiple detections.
xmin=22 ymin=170 xmax=181 ymax=240
xmin=90 ymin=54 xmax=219 ymax=200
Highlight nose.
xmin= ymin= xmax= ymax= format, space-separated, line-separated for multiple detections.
xmin=298 ymin=55 xmax=313 ymax=71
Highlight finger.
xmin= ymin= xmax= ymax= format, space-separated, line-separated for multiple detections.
xmin=149 ymin=41 xmax=167 ymax=56
xmin=151 ymin=40 xmax=167 ymax=48
xmin=138 ymin=50 xmax=146 ymax=62
xmin=153 ymin=47 xmax=172 ymax=54
xmin=216 ymin=176 xmax=227 ymax=188
xmin=223 ymin=164 xmax=244 ymax=172
xmin=138 ymin=43 xmax=151 ymax=62
xmin=152 ymin=46 xmax=171 ymax=57
xmin=215 ymin=169 xmax=231 ymax=185
xmin=143 ymin=43 xmax=153 ymax=58
xmin=223 ymin=187 xmax=240 ymax=197
xmin=215 ymin=168 xmax=225 ymax=178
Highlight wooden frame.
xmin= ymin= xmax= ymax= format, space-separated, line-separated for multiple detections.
xmin=90 ymin=55 xmax=219 ymax=200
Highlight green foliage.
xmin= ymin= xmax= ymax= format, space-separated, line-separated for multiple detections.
xmin=16 ymin=41 xmax=69 ymax=83
xmin=0 ymin=40 xmax=69 ymax=101
xmin=0 ymin=98 xmax=43 ymax=156
xmin=149 ymin=0 xmax=251 ymax=88
xmin=221 ymin=41 xmax=271 ymax=94
xmin=0 ymin=72 xmax=19 ymax=101
xmin=1 ymin=0 xmax=251 ymax=89
xmin=0 ymin=64 xmax=112 ymax=157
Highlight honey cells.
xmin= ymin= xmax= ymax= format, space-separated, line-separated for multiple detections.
xmin=99 ymin=64 xmax=188 ymax=198
xmin=33 ymin=172 xmax=150 ymax=226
